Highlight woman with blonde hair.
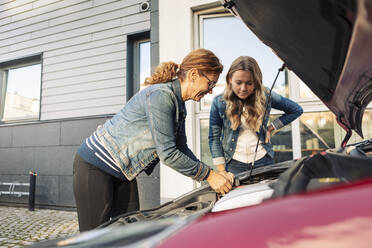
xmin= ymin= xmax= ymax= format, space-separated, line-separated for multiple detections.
xmin=73 ymin=48 xmax=233 ymax=231
xmin=209 ymin=56 xmax=303 ymax=175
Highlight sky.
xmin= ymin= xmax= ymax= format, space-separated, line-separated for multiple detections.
xmin=203 ymin=16 xmax=286 ymax=89
xmin=201 ymin=15 xmax=287 ymax=107
xmin=140 ymin=41 xmax=151 ymax=85
xmin=6 ymin=64 xmax=41 ymax=100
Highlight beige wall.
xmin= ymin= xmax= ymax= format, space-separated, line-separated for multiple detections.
xmin=158 ymin=0 xmax=220 ymax=201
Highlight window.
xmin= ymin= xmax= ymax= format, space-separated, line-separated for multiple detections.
xmin=288 ymin=67 xmax=319 ymax=101
xmin=270 ymin=115 xmax=293 ymax=163
xmin=299 ymin=82 xmax=317 ymax=99
xmin=200 ymin=119 xmax=213 ymax=168
xmin=299 ymin=110 xmax=372 ymax=156
xmin=0 ymin=56 xmax=42 ymax=123
xmin=195 ymin=10 xmax=288 ymax=166
xmin=300 ymin=112 xmax=335 ymax=156
xmin=198 ymin=14 xmax=287 ymax=111
xmin=194 ymin=6 xmax=372 ymax=168
xmin=126 ymin=32 xmax=151 ymax=101
xmin=335 ymin=109 xmax=372 ymax=145
xmin=139 ymin=41 xmax=151 ymax=91
xmin=360 ymin=109 xmax=372 ymax=140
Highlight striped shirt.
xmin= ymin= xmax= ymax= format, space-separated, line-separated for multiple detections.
xmin=77 ymin=131 xmax=127 ymax=181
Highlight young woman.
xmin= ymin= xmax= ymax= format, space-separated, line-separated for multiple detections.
xmin=209 ymin=56 xmax=303 ymax=175
xmin=73 ymin=48 xmax=234 ymax=231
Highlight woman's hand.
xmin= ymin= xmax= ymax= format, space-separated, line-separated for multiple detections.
xmin=216 ymin=164 xmax=234 ymax=184
xmin=265 ymin=130 xmax=271 ymax=144
xmin=265 ymin=124 xmax=275 ymax=144
xmin=219 ymin=171 xmax=234 ymax=185
xmin=207 ymin=170 xmax=233 ymax=195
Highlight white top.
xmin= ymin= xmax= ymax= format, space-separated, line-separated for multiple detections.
xmin=232 ymin=117 xmax=267 ymax=164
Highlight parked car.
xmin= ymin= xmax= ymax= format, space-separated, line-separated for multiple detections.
xmin=28 ymin=0 xmax=372 ymax=247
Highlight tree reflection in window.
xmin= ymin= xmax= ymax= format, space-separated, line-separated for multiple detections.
xmin=300 ymin=112 xmax=335 ymax=156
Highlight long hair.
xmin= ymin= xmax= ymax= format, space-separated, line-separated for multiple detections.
xmin=144 ymin=48 xmax=223 ymax=85
xmin=224 ymin=56 xmax=266 ymax=131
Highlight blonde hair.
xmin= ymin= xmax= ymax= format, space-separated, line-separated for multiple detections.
xmin=224 ymin=56 xmax=266 ymax=131
xmin=144 ymin=48 xmax=223 ymax=85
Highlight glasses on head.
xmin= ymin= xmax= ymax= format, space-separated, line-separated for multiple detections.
xmin=200 ymin=71 xmax=217 ymax=91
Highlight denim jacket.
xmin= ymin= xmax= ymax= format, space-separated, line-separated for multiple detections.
xmin=208 ymin=89 xmax=303 ymax=166
xmin=96 ymin=79 xmax=210 ymax=181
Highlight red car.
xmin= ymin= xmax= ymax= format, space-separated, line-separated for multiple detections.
xmin=159 ymin=178 xmax=372 ymax=248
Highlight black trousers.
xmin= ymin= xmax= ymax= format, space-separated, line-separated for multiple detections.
xmin=73 ymin=154 xmax=139 ymax=232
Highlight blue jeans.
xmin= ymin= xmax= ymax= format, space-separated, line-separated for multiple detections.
xmin=226 ymin=153 xmax=273 ymax=175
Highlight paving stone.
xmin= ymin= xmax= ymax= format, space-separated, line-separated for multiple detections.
xmin=0 ymin=206 xmax=78 ymax=247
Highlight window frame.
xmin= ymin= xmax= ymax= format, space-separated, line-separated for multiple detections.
xmin=126 ymin=31 xmax=150 ymax=102
xmin=192 ymin=5 xmax=372 ymax=168
xmin=193 ymin=8 xmax=231 ymax=163
xmin=194 ymin=10 xmax=231 ymax=114
xmin=192 ymin=8 xmax=301 ymax=163
xmin=0 ymin=54 xmax=42 ymax=124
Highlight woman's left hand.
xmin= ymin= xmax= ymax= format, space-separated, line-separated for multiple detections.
xmin=265 ymin=124 xmax=275 ymax=144
xmin=265 ymin=130 xmax=271 ymax=144
xmin=219 ymin=171 xmax=234 ymax=185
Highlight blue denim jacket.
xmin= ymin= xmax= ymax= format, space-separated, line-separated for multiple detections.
xmin=209 ymin=89 xmax=303 ymax=165
xmin=96 ymin=80 xmax=210 ymax=181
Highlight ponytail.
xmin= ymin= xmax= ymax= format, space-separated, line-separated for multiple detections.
xmin=144 ymin=48 xmax=223 ymax=85
xmin=144 ymin=62 xmax=179 ymax=85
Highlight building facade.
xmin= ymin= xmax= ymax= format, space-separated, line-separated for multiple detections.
xmin=0 ymin=0 xmax=159 ymax=209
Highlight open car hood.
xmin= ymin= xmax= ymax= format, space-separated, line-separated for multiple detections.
xmin=221 ymin=0 xmax=372 ymax=139
xmin=27 ymin=160 xmax=293 ymax=247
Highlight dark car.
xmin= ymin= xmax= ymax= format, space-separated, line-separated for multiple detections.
xmin=28 ymin=0 xmax=372 ymax=247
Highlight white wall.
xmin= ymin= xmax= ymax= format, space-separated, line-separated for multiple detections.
xmin=0 ymin=0 xmax=150 ymax=120
xmin=158 ymin=0 xmax=218 ymax=202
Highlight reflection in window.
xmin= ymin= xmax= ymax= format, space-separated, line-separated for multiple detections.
xmin=361 ymin=109 xmax=372 ymax=139
xmin=335 ymin=109 xmax=372 ymax=145
xmin=200 ymin=15 xmax=287 ymax=110
xmin=300 ymin=110 xmax=372 ymax=154
xmin=1 ymin=64 xmax=41 ymax=122
xmin=139 ymin=41 xmax=151 ymax=90
xmin=299 ymin=81 xmax=317 ymax=99
xmin=126 ymin=32 xmax=150 ymax=101
xmin=300 ymin=112 xmax=335 ymax=156
xmin=200 ymin=119 xmax=214 ymax=169
xmin=270 ymin=115 xmax=293 ymax=163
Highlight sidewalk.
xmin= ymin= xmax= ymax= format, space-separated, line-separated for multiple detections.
xmin=0 ymin=206 xmax=78 ymax=248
